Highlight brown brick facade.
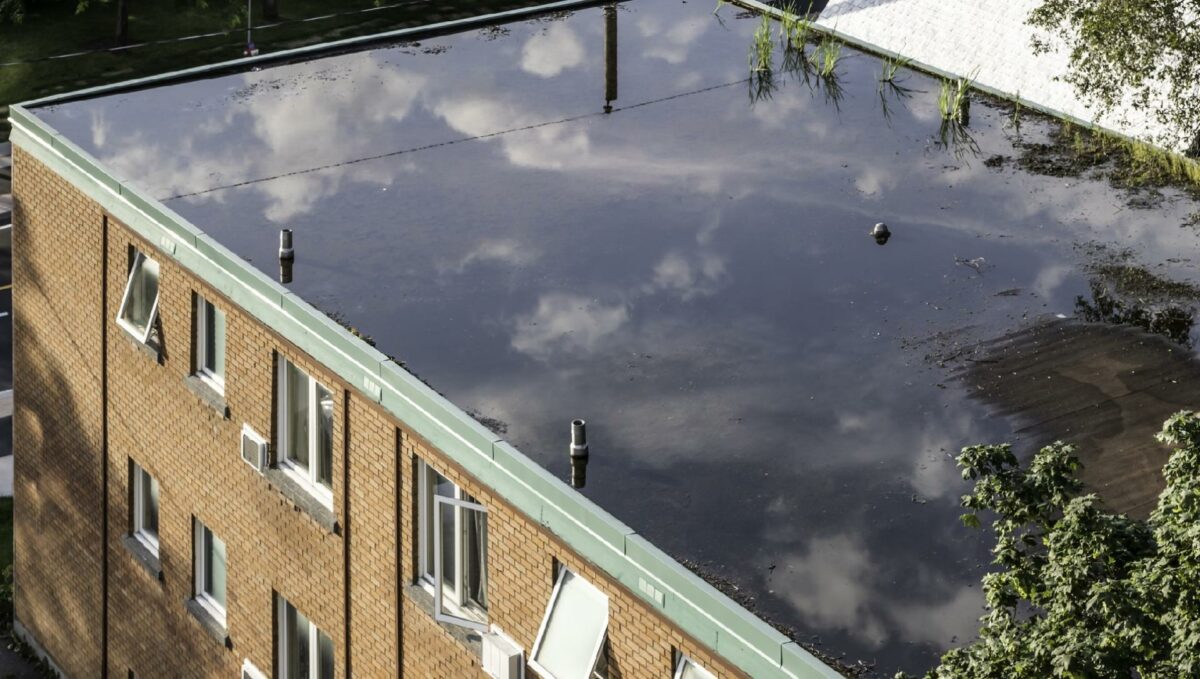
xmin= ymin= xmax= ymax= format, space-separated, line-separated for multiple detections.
xmin=12 ymin=148 xmax=742 ymax=678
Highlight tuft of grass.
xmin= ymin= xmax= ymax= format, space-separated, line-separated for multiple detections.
xmin=777 ymin=1 xmax=812 ymax=48
xmin=749 ymin=13 xmax=773 ymax=73
xmin=938 ymin=75 xmax=973 ymax=123
xmin=879 ymin=54 xmax=911 ymax=84
xmin=808 ymin=35 xmax=841 ymax=78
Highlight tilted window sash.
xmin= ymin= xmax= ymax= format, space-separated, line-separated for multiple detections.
xmin=433 ymin=494 xmax=489 ymax=632
xmin=117 ymin=252 xmax=160 ymax=344
xmin=530 ymin=568 xmax=609 ymax=679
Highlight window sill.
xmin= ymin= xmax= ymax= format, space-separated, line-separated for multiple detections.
xmin=406 ymin=584 xmax=483 ymax=655
xmin=185 ymin=598 xmax=231 ymax=649
xmin=184 ymin=374 xmax=229 ymax=419
xmin=264 ymin=466 xmax=338 ymax=535
xmin=121 ymin=534 xmax=162 ymax=582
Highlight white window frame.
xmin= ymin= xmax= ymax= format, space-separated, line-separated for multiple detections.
xmin=417 ymin=460 xmax=490 ymax=631
xmin=276 ymin=356 xmax=333 ymax=507
xmin=116 ymin=251 xmax=160 ymax=344
xmin=529 ymin=568 xmax=609 ymax=679
xmin=194 ymin=295 xmax=225 ymax=393
xmin=193 ymin=520 xmax=227 ymax=627
xmin=433 ymin=494 xmax=488 ymax=632
xmin=130 ymin=461 xmax=159 ymax=556
xmin=242 ymin=659 xmax=268 ymax=679
xmin=276 ymin=596 xmax=334 ymax=679
xmin=673 ymin=654 xmax=717 ymax=679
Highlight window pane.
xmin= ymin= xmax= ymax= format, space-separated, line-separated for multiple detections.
xmin=121 ymin=255 xmax=159 ymax=337
xmin=534 ymin=570 xmax=608 ymax=679
xmin=465 ymin=508 xmax=488 ymax=611
xmin=316 ymin=384 xmax=333 ymax=488
xmin=438 ymin=501 xmax=456 ymax=598
xmin=434 ymin=473 xmax=454 ymax=498
xmin=289 ymin=605 xmax=310 ymax=679
xmin=205 ymin=529 xmax=227 ymax=609
xmin=317 ymin=629 xmax=334 ymax=679
xmin=679 ymin=658 xmax=717 ymax=679
xmin=143 ymin=472 xmax=159 ymax=540
xmin=211 ymin=306 xmax=225 ymax=378
xmin=286 ymin=361 xmax=309 ymax=468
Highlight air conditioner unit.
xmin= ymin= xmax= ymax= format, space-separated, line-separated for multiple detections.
xmin=482 ymin=630 xmax=524 ymax=679
xmin=241 ymin=659 xmax=267 ymax=679
xmin=241 ymin=424 xmax=268 ymax=473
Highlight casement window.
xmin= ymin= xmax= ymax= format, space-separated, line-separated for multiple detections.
xmin=674 ymin=654 xmax=717 ymax=679
xmin=194 ymin=295 xmax=226 ymax=391
xmin=192 ymin=519 xmax=228 ymax=627
xmin=276 ymin=356 xmax=333 ymax=504
xmin=129 ymin=460 xmax=160 ymax=555
xmin=117 ymin=250 xmax=160 ymax=344
xmin=530 ymin=568 xmax=609 ymax=679
xmin=416 ymin=459 xmax=489 ymax=631
xmin=276 ymin=595 xmax=334 ymax=679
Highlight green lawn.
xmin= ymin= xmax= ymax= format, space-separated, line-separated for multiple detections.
xmin=0 ymin=0 xmax=561 ymax=139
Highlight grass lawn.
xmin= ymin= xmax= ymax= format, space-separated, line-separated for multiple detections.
xmin=0 ymin=0 xmax=563 ymax=138
xmin=0 ymin=497 xmax=11 ymax=574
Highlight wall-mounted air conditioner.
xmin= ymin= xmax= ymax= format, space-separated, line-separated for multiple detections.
xmin=482 ymin=629 xmax=524 ymax=679
xmin=241 ymin=424 xmax=268 ymax=473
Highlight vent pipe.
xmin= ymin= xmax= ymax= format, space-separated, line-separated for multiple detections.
xmin=279 ymin=228 xmax=295 ymax=260
xmin=569 ymin=419 xmax=589 ymax=489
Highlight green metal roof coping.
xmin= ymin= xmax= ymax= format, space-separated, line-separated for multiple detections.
xmin=6 ymin=7 xmax=843 ymax=674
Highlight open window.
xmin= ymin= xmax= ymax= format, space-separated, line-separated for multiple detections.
xmin=416 ymin=459 xmax=489 ymax=631
xmin=433 ymin=493 xmax=488 ymax=631
xmin=117 ymin=250 xmax=160 ymax=344
xmin=530 ymin=568 xmax=609 ymax=679
xmin=673 ymin=654 xmax=717 ymax=679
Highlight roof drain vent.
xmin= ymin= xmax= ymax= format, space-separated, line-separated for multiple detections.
xmin=279 ymin=228 xmax=294 ymax=283
xmin=279 ymin=228 xmax=295 ymax=260
xmin=570 ymin=419 xmax=589 ymax=489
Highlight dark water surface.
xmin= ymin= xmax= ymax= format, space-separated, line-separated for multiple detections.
xmin=34 ymin=2 xmax=1200 ymax=673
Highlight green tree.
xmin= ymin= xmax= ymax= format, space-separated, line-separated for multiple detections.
xmin=0 ymin=0 xmax=28 ymax=24
xmin=912 ymin=411 xmax=1200 ymax=678
xmin=1028 ymin=0 xmax=1200 ymax=152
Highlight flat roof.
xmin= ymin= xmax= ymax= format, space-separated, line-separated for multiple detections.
xmin=28 ymin=1 xmax=1200 ymax=673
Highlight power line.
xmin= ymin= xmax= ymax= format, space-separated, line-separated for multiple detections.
xmin=163 ymin=78 xmax=748 ymax=202
xmin=0 ymin=0 xmax=432 ymax=68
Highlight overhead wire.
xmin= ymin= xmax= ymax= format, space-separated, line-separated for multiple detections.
xmin=163 ymin=77 xmax=749 ymax=201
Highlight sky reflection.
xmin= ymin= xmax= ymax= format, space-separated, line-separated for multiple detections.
xmin=34 ymin=2 xmax=1200 ymax=673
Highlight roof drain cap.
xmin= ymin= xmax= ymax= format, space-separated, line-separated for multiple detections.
xmin=570 ymin=419 xmax=588 ymax=458
xmin=279 ymin=228 xmax=295 ymax=260
xmin=569 ymin=419 xmax=588 ymax=489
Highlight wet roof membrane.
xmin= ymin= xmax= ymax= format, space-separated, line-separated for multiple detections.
xmin=33 ymin=1 xmax=1200 ymax=673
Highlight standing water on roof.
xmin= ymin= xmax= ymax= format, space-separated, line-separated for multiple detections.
xmin=34 ymin=1 xmax=1200 ymax=673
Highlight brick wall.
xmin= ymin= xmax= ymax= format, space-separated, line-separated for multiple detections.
xmin=11 ymin=145 xmax=107 ymax=679
xmin=13 ymin=149 xmax=744 ymax=678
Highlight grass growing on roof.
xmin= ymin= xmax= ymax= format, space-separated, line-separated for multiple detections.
xmin=879 ymin=54 xmax=910 ymax=84
xmin=808 ymin=34 xmax=841 ymax=77
xmin=937 ymin=75 xmax=973 ymax=123
xmin=777 ymin=1 xmax=811 ymax=48
xmin=749 ymin=13 xmax=773 ymax=73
